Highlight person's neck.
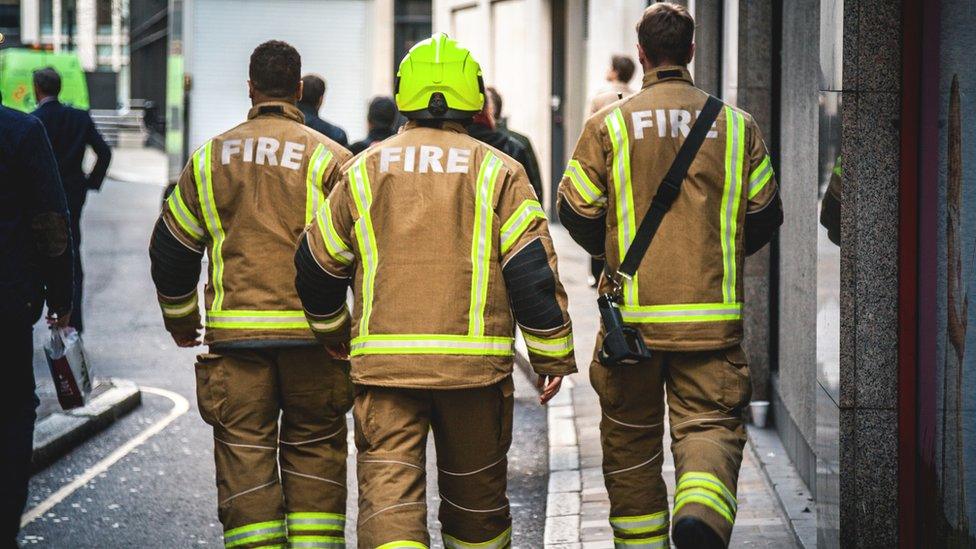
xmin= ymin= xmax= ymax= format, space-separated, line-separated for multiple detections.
xmin=36 ymin=95 xmax=57 ymax=106
xmin=644 ymin=60 xmax=686 ymax=72
xmin=251 ymin=94 xmax=296 ymax=108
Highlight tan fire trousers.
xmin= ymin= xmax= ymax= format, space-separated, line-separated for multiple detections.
xmin=194 ymin=346 xmax=353 ymax=548
xmin=590 ymin=344 xmax=751 ymax=548
xmin=353 ymin=377 xmax=515 ymax=549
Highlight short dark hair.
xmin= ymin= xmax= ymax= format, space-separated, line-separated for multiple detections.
xmin=367 ymin=96 xmax=397 ymax=129
xmin=611 ymin=55 xmax=636 ymax=83
xmin=33 ymin=67 xmax=62 ymax=97
xmin=636 ymin=3 xmax=695 ymax=66
xmin=485 ymin=87 xmax=503 ymax=118
xmin=300 ymin=74 xmax=326 ymax=107
xmin=249 ymin=40 xmax=301 ymax=98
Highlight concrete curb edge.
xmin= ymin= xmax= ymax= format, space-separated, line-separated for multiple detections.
xmin=32 ymin=378 xmax=142 ymax=471
xmin=543 ymin=378 xmax=583 ymax=547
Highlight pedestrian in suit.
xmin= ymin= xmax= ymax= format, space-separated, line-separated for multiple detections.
xmin=0 ymin=101 xmax=74 ymax=547
xmin=32 ymin=67 xmax=112 ymax=334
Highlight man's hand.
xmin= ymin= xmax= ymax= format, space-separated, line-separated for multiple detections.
xmin=46 ymin=309 xmax=71 ymax=328
xmin=537 ymin=375 xmax=564 ymax=405
xmin=171 ymin=327 xmax=202 ymax=348
xmin=324 ymin=341 xmax=350 ymax=361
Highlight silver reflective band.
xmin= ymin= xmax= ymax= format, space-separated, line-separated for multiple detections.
xmin=610 ymin=511 xmax=669 ymax=534
xmin=613 ymin=535 xmax=669 ymax=548
xmin=442 ymin=526 xmax=511 ymax=549
xmin=350 ymin=336 xmax=514 ymax=356
xmin=620 ymin=305 xmax=741 ymax=319
xmin=223 ymin=526 xmax=285 ymax=545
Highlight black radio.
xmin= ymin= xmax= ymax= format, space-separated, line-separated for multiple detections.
xmin=597 ymin=293 xmax=653 ymax=367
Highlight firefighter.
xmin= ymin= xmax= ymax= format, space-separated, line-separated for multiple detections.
xmin=557 ymin=4 xmax=783 ymax=548
xmin=148 ymin=40 xmax=353 ymax=548
xmin=294 ymin=33 xmax=576 ymax=548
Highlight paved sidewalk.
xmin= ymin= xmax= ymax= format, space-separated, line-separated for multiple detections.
xmin=544 ymin=225 xmax=798 ymax=548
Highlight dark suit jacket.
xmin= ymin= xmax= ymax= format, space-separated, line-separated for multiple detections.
xmin=0 ymin=105 xmax=74 ymax=321
xmin=298 ymin=103 xmax=349 ymax=148
xmin=32 ymin=100 xmax=112 ymax=213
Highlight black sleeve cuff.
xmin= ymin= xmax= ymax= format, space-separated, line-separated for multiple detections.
xmin=558 ymin=201 xmax=606 ymax=257
xmin=294 ymin=234 xmax=349 ymax=316
xmin=149 ymin=218 xmax=203 ymax=297
xmin=745 ymin=190 xmax=784 ymax=255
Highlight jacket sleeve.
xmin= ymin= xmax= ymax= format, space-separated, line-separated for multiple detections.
xmin=84 ymin=112 xmax=112 ymax=191
xmin=149 ymin=159 xmax=205 ymax=334
xmin=295 ymin=176 xmax=356 ymax=345
xmin=743 ymin=119 xmax=784 ymax=255
xmin=21 ymin=117 xmax=74 ymax=315
xmin=497 ymin=163 xmax=577 ymax=377
xmin=557 ymin=114 xmax=609 ymax=258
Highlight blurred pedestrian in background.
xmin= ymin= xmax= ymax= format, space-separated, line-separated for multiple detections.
xmin=349 ymin=96 xmax=398 ymax=155
xmin=0 ymin=92 xmax=75 ymax=547
xmin=589 ymin=54 xmax=637 ymax=114
xmin=487 ymin=86 xmax=543 ymax=202
xmin=467 ymin=96 xmax=543 ymax=199
xmin=31 ymin=67 xmax=112 ymax=334
xmin=298 ymin=73 xmax=348 ymax=147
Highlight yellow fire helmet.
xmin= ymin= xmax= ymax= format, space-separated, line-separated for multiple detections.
xmin=395 ymin=32 xmax=484 ymax=120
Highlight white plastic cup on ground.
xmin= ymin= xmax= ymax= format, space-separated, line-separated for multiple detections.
xmin=750 ymin=400 xmax=770 ymax=428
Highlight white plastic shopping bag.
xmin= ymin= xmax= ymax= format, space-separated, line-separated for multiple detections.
xmin=44 ymin=327 xmax=93 ymax=410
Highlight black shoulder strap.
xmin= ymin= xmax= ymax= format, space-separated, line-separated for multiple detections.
xmin=618 ymin=95 xmax=723 ymax=278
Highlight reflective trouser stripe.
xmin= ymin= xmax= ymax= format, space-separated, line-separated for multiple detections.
xmin=194 ymin=141 xmax=227 ymax=309
xmin=166 ymin=185 xmax=205 ymax=240
xmin=350 ymin=335 xmax=514 ymax=356
xmin=287 ymin=535 xmax=344 ymax=548
xmin=375 ymin=542 xmax=428 ymax=549
xmin=676 ymin=472 xmax=738 ymax=513
xmin=721 ymin=107 xmax=745 ymax=303
xmin=224 ymin=520 xmax=287 ymax=548
xmin=565 ymin=159 xmax=605 ymax=206
xmin=747 ymin=154 xmax=772 ymax=199
xmin=523 ymin=332 xmax=574 ymax=358
xmin=673 ymin=487 xmax=735 ymax=524
xmin=305 ymin=144 xmax=334 ymax=224
xmin=206 ymin=310 xmax=309 ymax=329
xmin=619 ymin=303 xmax=743 ymax=323
xmin=605 ymin=108 xmax=637 ymax=305
xmin=499 ymin=199 xmax=546 ymax=255
xmin=307 ymin=307 xmax=349 ymax=334
xmin=610 ymin=511 xmax=669 ymax=535
xmin=349 ymin=158 xmax=378 ymax=336
xmin=468 ymin=153 xmax=502 ymax=336
xmin=161 ymin=293 xmax=197 ymax=318
xmin=613 ymin=534 xmax=669 ymax=548
xmin=286 ymin=512 xmax=345 ymax=532
xmin=314 ymin=199 xmax=354 ymax=265
xmin=442 ymin=526 xmax=512 ymax=549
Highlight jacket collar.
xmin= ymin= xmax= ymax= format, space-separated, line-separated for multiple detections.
xmin=247 ymin=101 xmax=304 ymax=124
xmin=401 ymin=120 xmax=468 ymax=134
xmin=36 ymin=97 xmax=59 ymax=108
xmin=641 ymin=65 xmax=694 ymax=89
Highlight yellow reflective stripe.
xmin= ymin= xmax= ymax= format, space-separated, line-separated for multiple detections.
xmin=194 ymin=141 xmax=226 ymax=310
xmin=673 ymin=487 xmax=735 ymax=524
xmin=160 ymin=293 xmax=197 ymax=318
xmin=166 ymin=186 xmax=205 ymax=240
xmin=350 ymin=334 xmax=514 ymax=357
xmin=609 ymin=510 xmax=669 ymax=535
xmin=468 ymin=153 xmax=502 ymax=336
xmin=224 ymin=519 xmax=286 ymax=548
xmin=564 ymin=159 xmax=605 ymax=205
xmin=443 ymin=526 xmax=512 ymax=549
xmin=376 ymin=542 xmax=428 ymax=549
xmin=307 ymin=307 xmax=349 ymax=334
xmin=747 ymin=155 xmax=773 ymax=199
xmin=720 ymin=107 xmax=745 ymax=303
xmin=606 ymin=108 xmax=638 ymax=305
xmin=287 ymin=535 xmax=345 ymax=548
xmin=349 ymin=159 xmax=378 ymax=336
xmin=206 ymin=310 xmax=308 ymax=329
xmin=500 ymin=199 xmax=546 ymax=255
xmin=677 ymin=471 xmax=737 ymax=512
xmin=315 ymin=199 xmax=354 ymax=265
xmin=305 ymin=145 xmax=334 ymax=224
xmin=612 ymin=534 xmax=669 ymax=548
xmin=619 ymin=302 xmax=742 ymax=323
xmin=832 ymin=155 xmax=842 ymax=176
xmin=523 ymin=332 xmax=574 ymax=358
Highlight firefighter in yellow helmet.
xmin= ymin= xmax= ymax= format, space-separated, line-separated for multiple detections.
xmin=558 ymin=4 xmax=783 ymax=548
xmin=295 ymin=33 xmax=577 ymax=548
xmin=149 ymin=41 xmax=353 ymax=547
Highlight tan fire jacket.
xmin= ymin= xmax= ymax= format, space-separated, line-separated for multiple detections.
xmin=295 ymin=121 xmax=577 ymax=389
xmin=558 ymin=67 xmax=782 ymax=351
xmin=150 ymin=101 xmax=352 ymax=347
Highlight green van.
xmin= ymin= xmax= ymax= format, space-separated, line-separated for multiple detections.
xmin=0 ymin=49 xmax=89 ymax=112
